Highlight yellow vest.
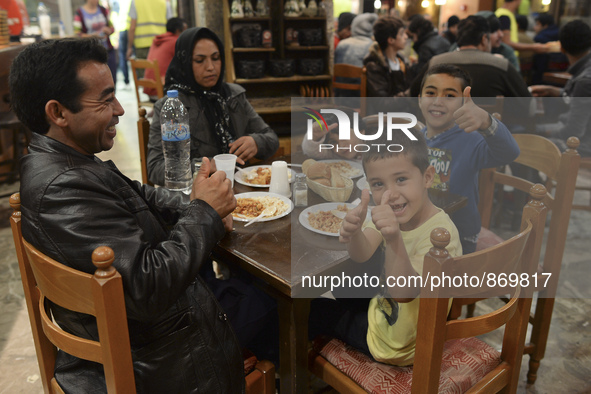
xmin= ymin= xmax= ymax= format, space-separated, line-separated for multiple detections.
xmin=134 ymin=0 xmax=167 ymax=48
xmin=495 ymin=7 xmax=519 ymax=57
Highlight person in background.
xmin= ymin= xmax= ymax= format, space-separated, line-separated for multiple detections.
xmin=483 ymin=12 xmax=520 ymax=70
xmin=113 ymin=0 xmax=132 ymax=88
xmin=334 ymin=12 xmax=356 ymax=49
xmin=516 ymin=14 xmax=535 ymax=83
xmin=531 ymin=13 xmax=567 ymax=84
xmin=126 ymin=0 xmax=171 ymax=72
xmin=495 ymin=0 xmax=547 ymax=58
xmin=418 ymin=64 xmax=520 ymax=254
xmin=74 ymin=0 xmax=117 ymax=88
xmin=335 ymin=12 xmax=378 ymax=67
xmin=530 ymin=19 xmax=591 ymax=158
xmin=147 ymin=27 xmax=279 ymax=186
xmin=363 ymin=16 xmax=410 ymax=115
xmin=9 ymin=37 xmax=256 ymax=393
xmin=144 ymin=17 xmax=187 ymax=101
xmin=442 ymin=15 xmax=459 ymax=45
xmin=406 ymin=15 xmax=450 ymax=81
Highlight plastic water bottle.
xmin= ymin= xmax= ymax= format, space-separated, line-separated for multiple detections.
xmin=161 ymin=90 xmax=192 ymax=194
xmin=58 ymin=20 xmax=66 ymax=37
xmin=37 ymin=2 xmax=51 ymax=39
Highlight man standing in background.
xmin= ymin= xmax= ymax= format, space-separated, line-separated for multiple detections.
xmin=126 ymin=0 xmax=171 ymax=73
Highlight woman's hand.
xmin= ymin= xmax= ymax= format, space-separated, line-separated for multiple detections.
xmin=229 ymin=136 xmax=258 ymax=165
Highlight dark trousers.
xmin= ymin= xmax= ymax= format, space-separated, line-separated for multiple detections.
xmin=118 ymin=30 xmax=130 ymax=84
xmin=308 ymin=297 xmax=373 ymax=357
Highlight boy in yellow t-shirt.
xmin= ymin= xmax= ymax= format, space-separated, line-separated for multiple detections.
xmin=308 ymin=128 xmax=462 ymax=365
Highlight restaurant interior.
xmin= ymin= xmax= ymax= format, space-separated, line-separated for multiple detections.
xmin=0 ymin=0 xmax=590 ymax=392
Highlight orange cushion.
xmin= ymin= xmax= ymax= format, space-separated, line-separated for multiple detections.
xmin=476 ymin=227 xmax=504 ymax=252
xmin=317 ymin=337 xmax=501 ymax=393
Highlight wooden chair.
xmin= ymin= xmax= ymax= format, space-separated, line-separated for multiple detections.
xmin=309 ymin=184 xmax=547 ymax=393
xmin=10 ymin=192 xmax=275 ymax=393
xmin=137 ymin=107 xmax=154 ymax=186
xmin=467 ymin=135 xmax=580 ymax=384
xmin=332 ymin=64 xmax=367 ymax=117
xmin=130 ymin=58 xmax=164 ymax=110
xmin=9 ymin=193 xmax=136 ymax=393
xmin=572 ymin=157 xmax=591 ymax=211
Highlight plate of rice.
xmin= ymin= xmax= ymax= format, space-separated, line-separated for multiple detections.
xmin=232 ymin=192 xmax=293 ymax=222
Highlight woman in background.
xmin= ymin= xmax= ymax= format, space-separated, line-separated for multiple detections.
xmin=147 ymin=27 xmax=279 ymax=186
xmin=73 ymin=0 xmax=117 ymax=87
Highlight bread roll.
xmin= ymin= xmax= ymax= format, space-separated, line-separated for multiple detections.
xmin=302 ymin=159 xmax=316 ymax=175
xmin=307 ymin=162 xmax=331 ymax=180
xmin=330 ymin=168 xmax=345 ymax=188
xmin=314 ymin=178 xmax=331 ymax=187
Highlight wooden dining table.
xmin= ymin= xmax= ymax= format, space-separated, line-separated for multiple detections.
xmin=211 ymin=154 xmax=467 ymax=394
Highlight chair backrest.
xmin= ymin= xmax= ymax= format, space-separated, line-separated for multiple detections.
xmin=479 ymin=135 xmax=580 ymax=297
xmin=9 ymin=193 xmax=136 ymax=393
xmin=130 ymin=58 xmax=164 ymax=109
xmin=137 ymin=107 xmax=154 ymax=186
xmin=412 ymin=184 xmax=547 ymax=393
xmin=332 ymin=64 xmax=367 ymax=117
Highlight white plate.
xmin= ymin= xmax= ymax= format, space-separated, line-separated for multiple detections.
xmin=232 ymin=192 xmax=294 ymax=222
xmin=319 ymin=160 xmax=364 ymax=178
xmin=299 ymin=202 xmax=356 ymax=237
xmin=234 ymin=165 xmax=295 ymax=188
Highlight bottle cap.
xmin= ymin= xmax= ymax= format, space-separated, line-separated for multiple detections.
xmin=167 ymin=90 xmax=178 ymax=98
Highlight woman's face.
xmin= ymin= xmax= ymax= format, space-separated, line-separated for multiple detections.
xmin=192 ymin=38 xmax=221 ymax=89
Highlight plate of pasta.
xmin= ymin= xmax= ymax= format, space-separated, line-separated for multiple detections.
xmin=234 ymin=165 xmax=295 ymax=188
xmin=232 ymin=192 xmax=293 ymax=222
xmin=299 ymin=203 xmax=355 ymax=236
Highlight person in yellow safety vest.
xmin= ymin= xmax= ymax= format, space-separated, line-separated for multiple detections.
xmin=126 ymin=0 xmax=172 ymax=62
xmin=495 ymin=0 xmax=548 ymax=58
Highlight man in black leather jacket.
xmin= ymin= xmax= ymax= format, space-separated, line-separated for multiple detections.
xmin=10 ymin=38 xmax=246 ymax=393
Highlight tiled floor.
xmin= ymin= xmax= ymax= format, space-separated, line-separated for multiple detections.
xmin=0 ymin=72 xmax=590 ymax=393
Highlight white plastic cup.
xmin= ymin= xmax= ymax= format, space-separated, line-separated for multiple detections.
xmin=213 ymin=154 xmax=237 ymax=186
xmin=269 ymin=161 xmax=291 ymax=198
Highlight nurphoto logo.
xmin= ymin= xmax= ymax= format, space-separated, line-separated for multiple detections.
xmin=304 ymin=107 xmax=418 ymax=154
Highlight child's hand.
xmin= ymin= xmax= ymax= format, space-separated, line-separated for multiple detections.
xmin=311 ymin=122 xmax=339 ymax=142
xmin=453 ymin=87 xmax=492 ymax=133
xmin=371 ymin=190 xmax=400 ymax=243
xmin=340 ymin=189 xmax=370 ymax=243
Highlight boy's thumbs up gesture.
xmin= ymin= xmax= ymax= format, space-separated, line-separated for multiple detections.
xmin=453 ymin=86 xmax=492 ymax=133
xmin=371 ymin=190 xmax=400 ymax=243
xmin=339 ymin=189 xmax=370 ymax=243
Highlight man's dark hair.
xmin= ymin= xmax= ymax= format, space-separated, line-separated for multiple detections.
xmin=338 ymin=12 xmax=356 ymax=32
xmin=373 ymin=16 xmax=405 ymax=51
xmin=486 ymin=14 xmax=501 ymax=32
xmin=447 ymin=15 xmax=460 ymax=28
xmin=456 ymin=15 xmax=490 ymax=47
xmin=535 ymin=13 xmax=554 ymax=28
xmin=559 ymin=19 xmax=591 ymax=57
xmin=361 ymin=125 xmax=429 ymax=174
xmin=516 ymin=15 xmax=529 ymax=31
xmin=9 ymin=38 xmax=108 ymax=134
xmin=166 ymin=17 xmax=186 ymax=34
xmin=407 ymin=15 xmax=434 ymax=39
xmin=419 ymin=63 xmax=472 ymax=94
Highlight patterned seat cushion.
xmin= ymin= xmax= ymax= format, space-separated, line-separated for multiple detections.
xmin=243 ymin=349 xmax=258 ymax=376
xmin=476 ymin=227 xmax=505 ymax=252
xmin=317 ymin=337 xmax=501 ymax=393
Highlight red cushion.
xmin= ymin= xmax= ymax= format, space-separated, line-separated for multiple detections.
xmin=317 ymin=337 xmax=501 ymax=393
xmin=243 ymin=349 xmax=258 ymax=376
xmin=476 ymin=227 xmax=504 ymax=252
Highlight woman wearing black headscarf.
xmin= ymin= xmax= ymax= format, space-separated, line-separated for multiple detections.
xmin=147 ymin=27 xmax=279 ymax=185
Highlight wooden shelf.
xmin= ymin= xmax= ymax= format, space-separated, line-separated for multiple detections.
xmin=236 ymin=74 xmax=331 ymax=84
xmin=230 ymin=17 xmax=271 ymax=22
xmin=285 ymin=45 xmax=329 ymax=51
xmin=284 ymin=16 xmax=326 ymax=21
xmin=232 ymin=47 xmax=276 ymax=53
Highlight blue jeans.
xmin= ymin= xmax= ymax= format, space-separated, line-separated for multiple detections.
xmin=118 ymin=30 xmax=130 ymax=84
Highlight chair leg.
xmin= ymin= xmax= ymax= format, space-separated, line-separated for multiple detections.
xmin=466 ymin=303 xmax=476 ymax=318
xmin=527 ymin=297 xmax=555 ymax=384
